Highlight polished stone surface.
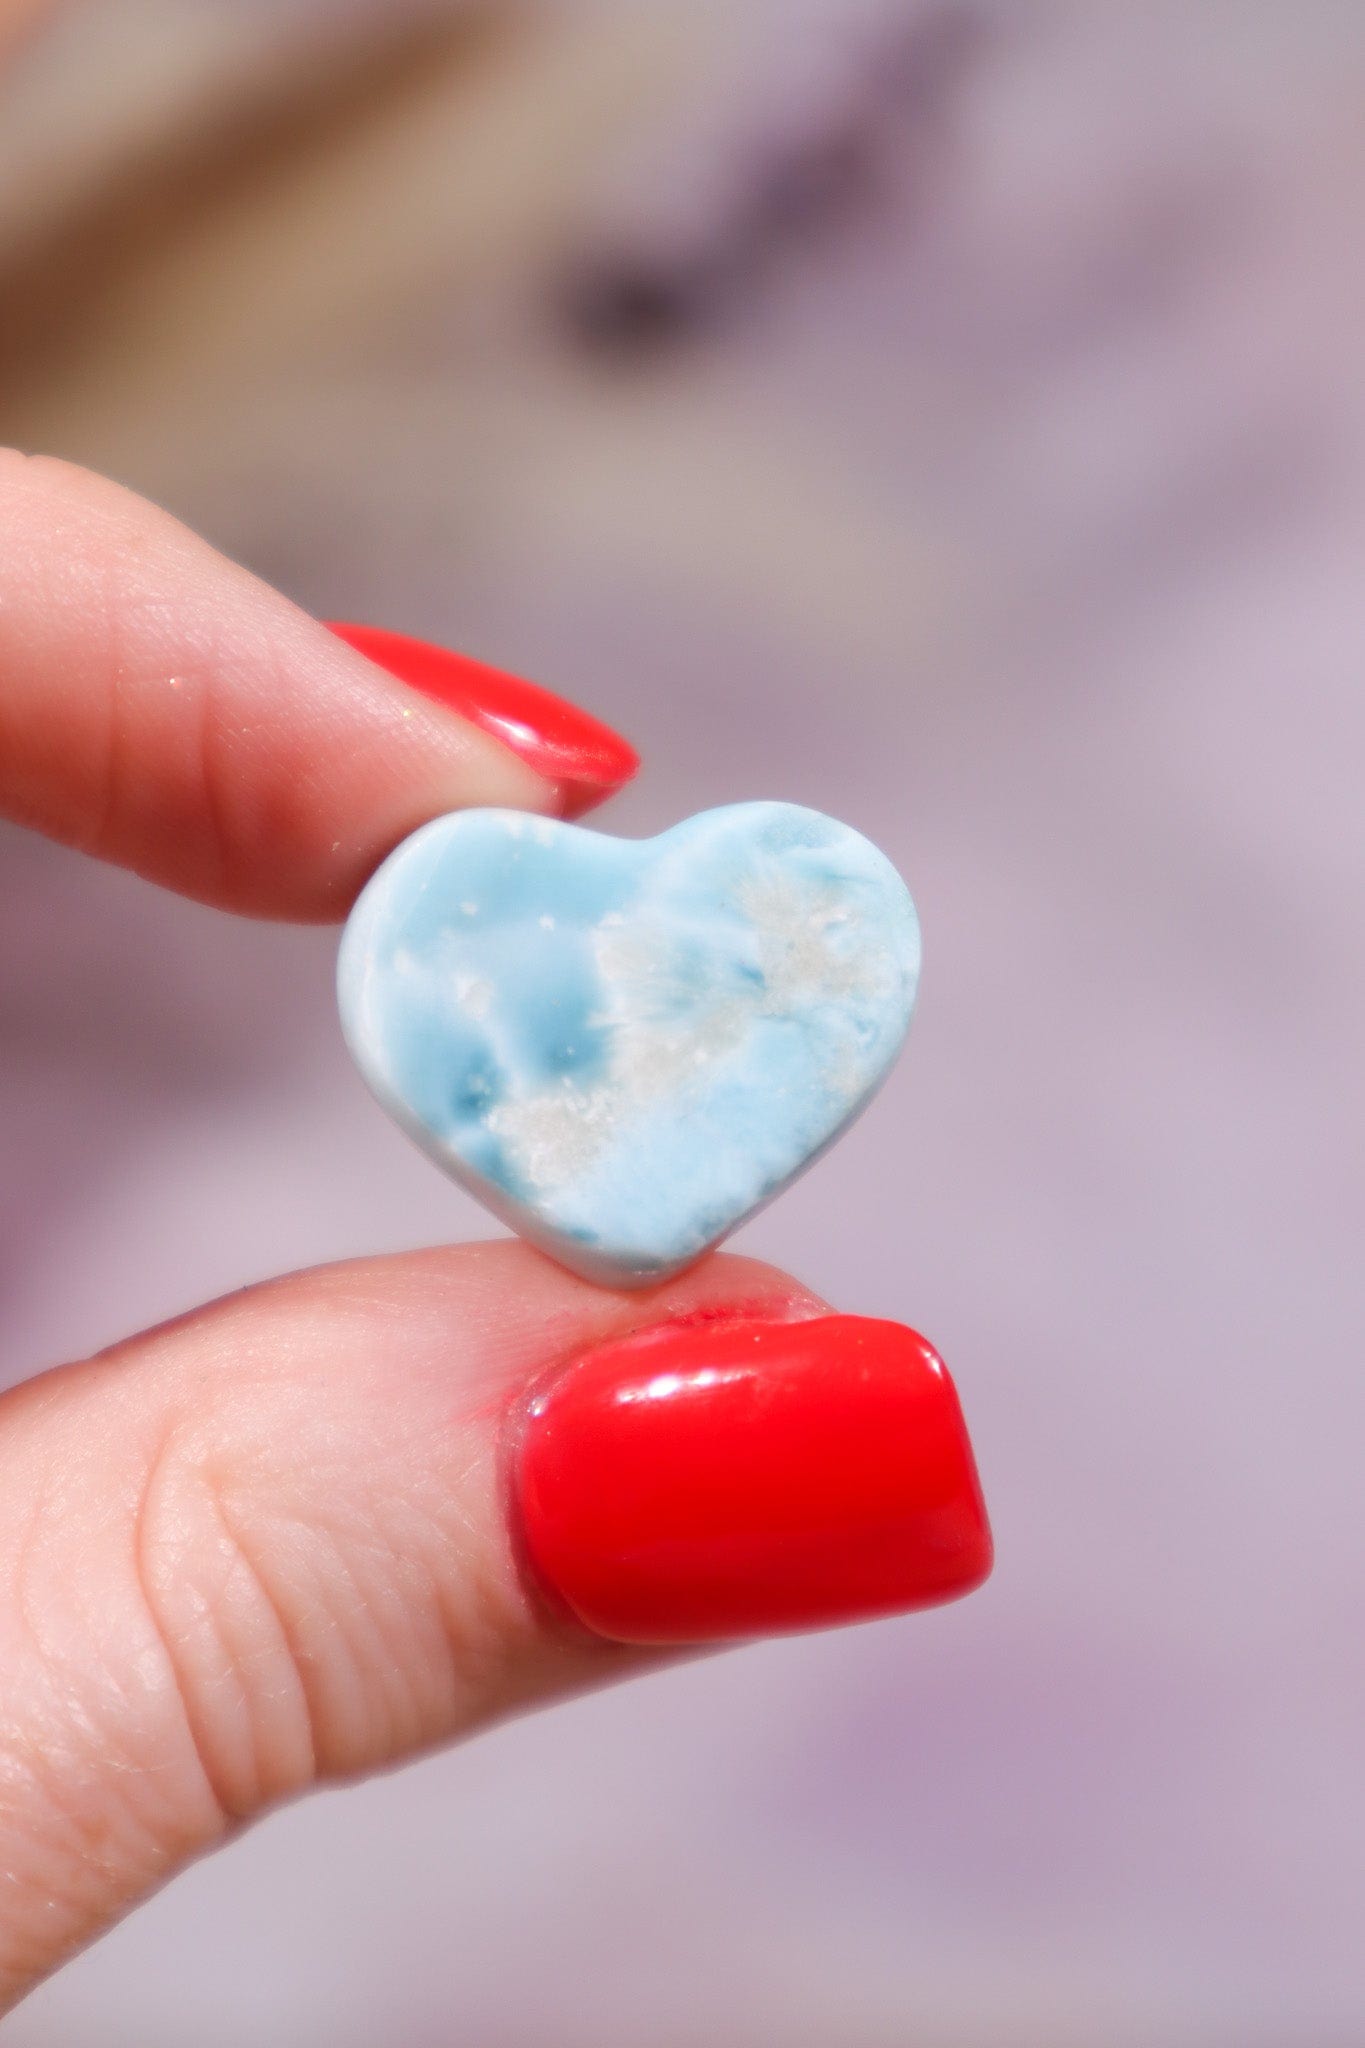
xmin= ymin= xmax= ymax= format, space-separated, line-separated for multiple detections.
xmin=338 ymin=803 xmax=919 ymax=1284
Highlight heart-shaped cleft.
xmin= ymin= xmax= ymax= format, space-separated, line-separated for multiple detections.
xmin=338 ymin=802 xmax=920 ymax=1287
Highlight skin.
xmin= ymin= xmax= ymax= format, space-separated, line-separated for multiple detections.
xmin=0 ymin=452 xmax=834 ymax=2007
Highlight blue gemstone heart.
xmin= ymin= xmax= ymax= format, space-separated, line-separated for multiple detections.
xmin=338 ymin=802 xmax=920 ymax=1287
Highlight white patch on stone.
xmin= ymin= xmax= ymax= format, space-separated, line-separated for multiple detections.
xmin=486 ymin=1081 xmax=616 ymax=1190
xmin=480 ymin=850 xmax=897 ymax=1208
xmin=737 ymin=869 xmax=885 ymax=1014
xmin=452 ymin=973 xmax=493 ymax=1022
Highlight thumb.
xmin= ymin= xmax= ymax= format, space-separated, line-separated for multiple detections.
xmin=0 ymin=1242 xmax=989 ymax=2006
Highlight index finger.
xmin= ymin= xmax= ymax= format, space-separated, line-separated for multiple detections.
xmin=0 ymin=452 xmax=637 ymax=919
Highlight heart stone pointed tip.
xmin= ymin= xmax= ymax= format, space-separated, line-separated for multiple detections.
xmin=337 ymin=802 xmax=920 ymax=1286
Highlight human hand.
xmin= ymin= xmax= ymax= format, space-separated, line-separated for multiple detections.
xmin=0 ymin=453 xmax=990 ymax=2007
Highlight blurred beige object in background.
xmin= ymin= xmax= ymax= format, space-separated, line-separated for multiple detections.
xmin=0 ymin=0 xmax=957 ymax=654
xmin=0 ymin=5 xmax=675 ymax=482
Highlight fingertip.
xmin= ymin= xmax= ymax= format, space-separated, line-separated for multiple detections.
xmin=0 ymin=455 xmax=580 ymax=918
xmin=325 ymin=622 xmax=640 ymax=819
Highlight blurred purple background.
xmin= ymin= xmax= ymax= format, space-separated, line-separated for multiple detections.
xmin=2 ymin=3 xmax=1363 ymax=2042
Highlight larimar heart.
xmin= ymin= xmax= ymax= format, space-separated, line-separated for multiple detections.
xmin=338 ymin=802 xmax=920 ymax=1287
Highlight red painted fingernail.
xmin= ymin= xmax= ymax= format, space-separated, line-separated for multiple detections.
xmin=327 ymin=621 xmax=639 ymax=818
xmin=515 ymin=1314 xmax=992 ymax=1644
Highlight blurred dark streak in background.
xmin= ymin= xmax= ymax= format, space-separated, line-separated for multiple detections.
xmin=561 ymin=5 xmax=989 ymax=360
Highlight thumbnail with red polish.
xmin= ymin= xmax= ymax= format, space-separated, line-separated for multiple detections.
xmin=515 ymin=1315 xmax=992 ymax=1644
xmin=327 ymin=621 xmax=639 ymax=817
